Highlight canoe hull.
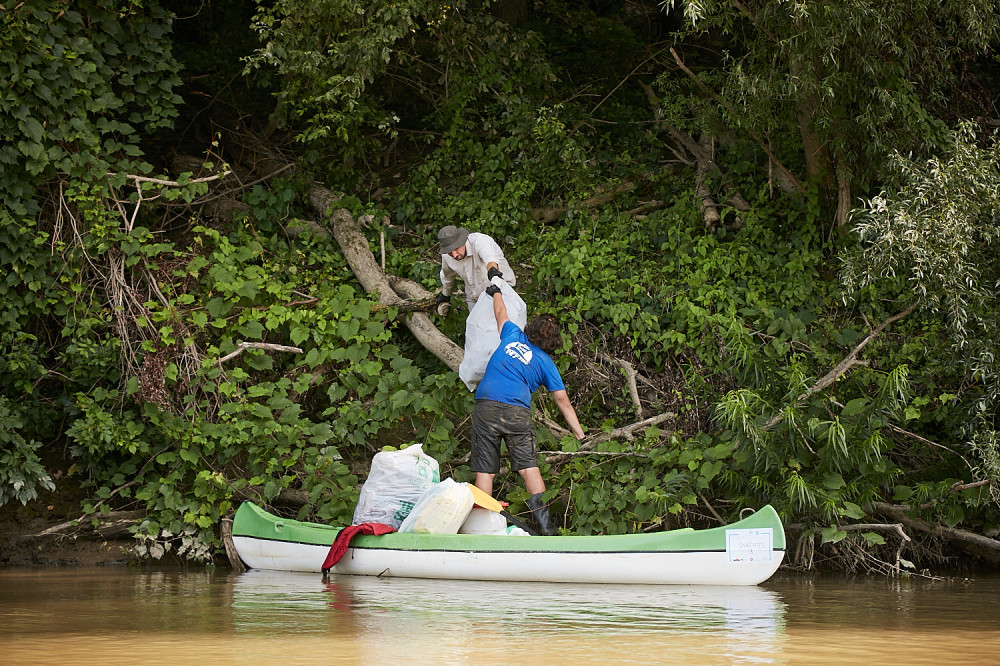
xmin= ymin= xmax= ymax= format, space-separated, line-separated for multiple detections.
xmin=231 ymin=502 xmax=785 ymax=586
xmin=233 ymin=536 xmax=781 ymax=585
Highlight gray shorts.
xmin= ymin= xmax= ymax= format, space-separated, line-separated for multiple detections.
xmin=470 ymin=400 xmax=538 ymax=473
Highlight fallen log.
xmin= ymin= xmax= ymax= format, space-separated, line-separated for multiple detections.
xmin=873 ymin=501 xmax=1000 ymax=563
xmin=307 ymin=187 xmax=464 ymax=372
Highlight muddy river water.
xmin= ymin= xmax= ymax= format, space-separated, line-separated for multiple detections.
xmin=1 ymin=567 xmax=998 ymax=664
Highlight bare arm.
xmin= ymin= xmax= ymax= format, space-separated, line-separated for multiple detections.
xmin=491 ymin=289 xmax=508 ymax=333
xmin=551 ymin=390 xmax=585 ymax=440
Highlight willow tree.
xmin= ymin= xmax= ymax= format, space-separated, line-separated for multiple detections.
xmin=843 ymin=126 xmax=1000 ymax=507
xmin=659 ymin=0 xmax=1000 ymax=228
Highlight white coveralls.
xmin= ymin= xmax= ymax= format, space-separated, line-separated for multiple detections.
xmin=440 ymin=232 xmax=516 ymax=309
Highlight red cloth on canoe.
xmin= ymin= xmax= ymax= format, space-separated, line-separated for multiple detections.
xmin=321 ymin=523 xmax=396 ymax=572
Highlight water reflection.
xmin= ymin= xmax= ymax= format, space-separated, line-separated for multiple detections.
xmin=5 ymin=568 xmax=999 ymax=665
xmin=232 ymin=570 xmax=787 ymax=662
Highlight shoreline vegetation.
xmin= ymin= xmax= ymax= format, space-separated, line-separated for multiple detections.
xmin=2 ymin=1 xmax=999 ymax=577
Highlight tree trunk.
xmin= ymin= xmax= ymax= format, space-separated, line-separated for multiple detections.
xmin=307 ymin=186 xmax=464 ymax=372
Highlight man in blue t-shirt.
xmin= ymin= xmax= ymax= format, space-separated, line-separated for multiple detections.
xmin=470 ymin=279 xmax=586 ymax=535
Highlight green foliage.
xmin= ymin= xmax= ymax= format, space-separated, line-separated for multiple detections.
xmin=0 ymin=0 xmax=182 ymax=205
xmin=843 ymin=125 xmax=1000 ymax=487
xmin=2 ymin=0 xmax=999 ymax=574
xmin=661 ymin=0 xmax=1000 ymax=204
xmin=0 ymin=398 xmax=54 ymax=507
xmin=246 ymin=0 xmax=557 ymax=185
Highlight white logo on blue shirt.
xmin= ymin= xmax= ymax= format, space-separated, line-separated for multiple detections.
xmin=504 ymin=341 xmax=532 ymax=365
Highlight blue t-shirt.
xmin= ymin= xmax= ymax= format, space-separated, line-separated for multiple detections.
xmin=474 ymin=321 xmax=565 ymax=409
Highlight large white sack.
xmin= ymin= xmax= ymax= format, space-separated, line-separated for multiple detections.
xmin=398 ymin=478 xmax=474 ymax=534
xmin=458 ymin=279 xmax=527 ymax=392
xmin=352 ymin=444 xmax=440 ymax=528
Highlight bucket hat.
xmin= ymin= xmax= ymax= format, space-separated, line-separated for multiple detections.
xmin=438 ymin=225 xmax=469 ymax=254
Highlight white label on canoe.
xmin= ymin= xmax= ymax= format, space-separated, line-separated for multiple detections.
xmin=726 ymin=527 xmax=773 ymax=563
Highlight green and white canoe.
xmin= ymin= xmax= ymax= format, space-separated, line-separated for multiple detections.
xmin=231 ymin=501 xmax=785 ymax=586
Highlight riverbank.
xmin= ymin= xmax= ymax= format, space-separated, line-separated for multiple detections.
xmin=0 ymin=488 xmax=131 ymax=567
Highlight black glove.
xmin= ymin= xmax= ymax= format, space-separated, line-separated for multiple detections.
xmin=485 ymin=284 xmax=501 ymax=297
xmin=435 ymin=293 xmax=451 ymax=316
xmin=487 ymin=266 xmax=503 ymax=281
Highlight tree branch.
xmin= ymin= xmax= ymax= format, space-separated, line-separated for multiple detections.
xmin=873 ymin=502 xmax=1000 ymax=554
xmin=763 ymin=300 xmax=919 ymax=430
xmin=545 ymin=411 xmax=674 ymax=464
xmin=670 ymin=47 xmax=806 ymax=195
xmin=218 ymin=341 xmax=304 ymax=365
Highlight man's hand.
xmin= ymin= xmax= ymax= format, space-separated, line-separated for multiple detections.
xmin=435 ymin=293 xmax=451 ymax=316
xmin=487 ymin=266 xmax=503 ymax=281
xmin=485 ymin=284 xmax=501 ymax=297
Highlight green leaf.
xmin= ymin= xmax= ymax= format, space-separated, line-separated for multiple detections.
xmin=822 ymin=472 xmax=845 ymax=490
xmin=205 ymin=298 xmax=231 ymax=318
xmin=820 ymin=526 xmax=847 ymax=544
xmin=840 ymin=502 xmax=864 ymax=519
xmin=239 ymin=320 xmax=264 ymax=339
xmin=841 ymin=398 xmax=868 ymax=417
xmin=861 ymin=532 xmax=886 ymax=546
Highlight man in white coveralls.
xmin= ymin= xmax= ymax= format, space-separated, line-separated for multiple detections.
xmin=435 ymin=225 xmax=516 ymax=315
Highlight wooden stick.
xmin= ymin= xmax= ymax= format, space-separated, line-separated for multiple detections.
xmin=596 ymin=352 xmax=643 ymax=419
xmin=545 ymin=411 xmax=674 ymax=464
xmin=217 ymin=341 xmax=304 ymax=365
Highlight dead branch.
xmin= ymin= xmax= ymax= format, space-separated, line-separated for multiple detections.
xmin=308 ymin=187 xmax=464 ymax=372
xmin=763 ymin=300 xmax=920 ymax=430
xmin=596 ymin=351 xmax=643 ymax=419
xmin=887 ymin=423 xmax=974 ymax=471
xmin=218 ymin=341 xmax=304 ymax=365
xmin=530 ymin=174 xmax=652 ymax=224
xmin=545 ymin=411 xmax=674 ymax=464
xmin=623 ymin=200 xmax=665 ymax=217
xmin=699 ymin=492 xmax=726 ymax=524
xmin=220 ymin=517 xmax=246 ymax=573
xmin=841 ymin=522 xmax=910 ymax=542
xmin=640 ymin=81 xmax=749 ymax=230
xmin=30 ymin=510 xmax=146 ymax=540
xmin=669 ymin=48 xmax=806 ymax=195
xmin=873 ymin=501 xmax=1000 ymax=555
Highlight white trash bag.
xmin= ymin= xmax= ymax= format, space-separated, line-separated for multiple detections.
xmin=398 ymin=478 xmax=474 ymax=534
xmin=352 ymin=444 xmax=440 ymax=528
xmin=458 ymin=278 xmax=527 ymax=392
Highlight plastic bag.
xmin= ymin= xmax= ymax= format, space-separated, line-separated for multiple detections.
xmin=458 ymin=279 xmax=527 ymax=391
xmin=398 ymin=478 xmax=474 ymax=534
xmin=458 ymin=507 xmax=508 ymax=535
xmin=352 ymin=444 xmax=440 ymax=528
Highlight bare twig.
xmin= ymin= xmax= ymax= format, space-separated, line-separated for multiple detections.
xmin=596 ymin=351 xmax=643 ymax=418
xmin=874 ymin=502 xmax=1000 ymax=554
xmin=218 ymin=341 xmax=304 ymax=365
xmin=545 ymin=411 xmax=674 ymax=464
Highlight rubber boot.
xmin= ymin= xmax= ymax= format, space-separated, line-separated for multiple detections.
xmin=528 ymin=493 xmax=558 ymax=536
